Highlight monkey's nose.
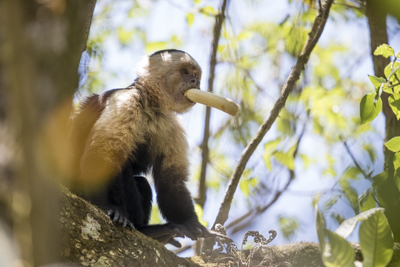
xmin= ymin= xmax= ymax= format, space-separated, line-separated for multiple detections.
xmin=191 ymin=79 xmax=200 ymax=87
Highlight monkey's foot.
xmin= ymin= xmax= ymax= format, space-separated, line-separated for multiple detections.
xmin=138 ymin=224 xmax=186 ymax=247
xmin=106 ymin=208 xmax=135 ymax=230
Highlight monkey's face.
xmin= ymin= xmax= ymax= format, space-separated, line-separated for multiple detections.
xmin=145 ymin=50 xmax=202 ymax=114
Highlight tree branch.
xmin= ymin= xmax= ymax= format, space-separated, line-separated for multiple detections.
xmin=211 ymin=0 xmax=334 ymax=231
xmin=195 ymin=0 xmax=229 ymax=208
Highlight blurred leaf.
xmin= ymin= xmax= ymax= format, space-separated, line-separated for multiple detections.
xmin=331 ymin=212 xmax=345 ymax=225
xmin=322 ymin=230 xmax=355 ymax=267
xmin=300 ymin=154 xmax=311 ymax=170
xmin=335 ymin=207 xmax=385 ymax=238
xmin=199 ymin=6 xmax=217 ymax=16
xmin=322 ymin=195 xmax=341 ymax=211
xmin=368 ymin=75 xmax=386 ymax=89
xmin=240 ymin=179 xmax=250 ymax=197
xmin=385 ymin=136 xmax=400 ymax=152
xmin=145 ymin=42 xmax=167 ymax=53
xmin=195 ymin=204 xmax=208 ymax=226
xmin=394 ymin=152 xmax=400 ymax=191
xmin=388 ymin=93 xmax=400 ymax=120
xmin=278 ymin=216 xmax=299 ymax=240
xmin=373 ymin=43 xmax=395 ymax=58
xmin=358 ymin=189 xmax=376 ymax=212
xmin=186 ymin=13 xmax=195 ymax=27
xmin=194 ymin=0 xmax=202 ymax=4
xmin=360 ymin=93 xmax=382 ymax=124
xmin=359 ymin=209 xmax=394 ymax=267
xmin=117 ymin=27 xmax=133 ymax=46
xmin=315 ymin=205 xmax=327 ymax=250
xmin=273 ymin=150 xmax=295 ymax=170
xmin=263 ymin=139 xmax=281 ymax=170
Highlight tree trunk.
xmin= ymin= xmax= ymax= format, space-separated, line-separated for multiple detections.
xmin=0 ymin=0 xmax=96 ymax=265
xmin=365 ymin=0 xmax=400 ymax=242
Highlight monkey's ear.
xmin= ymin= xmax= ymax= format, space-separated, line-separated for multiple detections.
xmin=184 ymin=89 xmax=239 ymax=116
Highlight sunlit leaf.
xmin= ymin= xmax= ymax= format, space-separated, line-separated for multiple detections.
xmin=384 ymin=62 xmax=400 ymax=82
xmin=194 ymin=0 xmax=202 ymax=4
xmin=323 ymin=230 xmax=355 ymax=267
xmin=273 ymin=151 xmax=295 ymax=170
xmin=199 ymin=6 xmax=217 ymax=16
xmin=389 ymin=93 xmax=400 ymax=120
xmin=359 ymin=209 xmax=394 ymax=267
xmin=360 ymin=93 xmax=382 ymax=124
xmin=385 ymin=136 xmax=400 ymax=152
xmin=368 ymin=75 xmax=386 ymax=89
xmin=335 ymin=207 xmax=385 ymax=238
xmin=195 ymin=204 xmax=208 ymax=226
xmin=117 ymin=27 xmax=133 ymax=46
xmin=145 ymin=42 xmax=167 ymax=53
xmin=358 ymin=189 xmax=376 ymax=212
xmin=240 ymin=179 xmax=250 ymax=197
xmin=263 ymin=139 xmax=281 ymax=170
xmin=278 ymin=216 xmax=299 ymax=240
xmin=374 ymin=44 xmax=395 ymax=58
xmin=186 ymin=13 xmax=194 ymax=27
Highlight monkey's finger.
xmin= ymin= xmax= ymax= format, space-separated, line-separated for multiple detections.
xmin=106 ymin=209 xmax=114 ymax=217
xmin=167 ymin=238 xmax=182 ymax=248
xmin=112 ymin=210 xmax=120 ymax=223
xmin=117 ymin=215 xmax=124 ymax=225
xmin=122 ymin=217 xmax=128 ymax=228
xmin=184 ymin=89 xmax=239 ymax=116
xmin=128 ymin=221 xmax=135 ymax=230
xmin=171 ymin=228 xmax=185 ymax=238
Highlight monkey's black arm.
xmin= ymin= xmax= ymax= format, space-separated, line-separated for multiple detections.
xmin=152 ymin=155 xmax=228 ymax=242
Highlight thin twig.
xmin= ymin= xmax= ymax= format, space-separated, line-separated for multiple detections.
xmin=195 ymin=0 xmax=229 ymax=207
xmin=341 ymin=139 xmax=372 ymax=180
xmin=211 ymin=0 xmax=335 ymax=230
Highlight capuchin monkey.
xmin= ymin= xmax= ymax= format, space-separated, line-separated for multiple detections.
xmin=70 ymin=49 xmax=226 ymax=247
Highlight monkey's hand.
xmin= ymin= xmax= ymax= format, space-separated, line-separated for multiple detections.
xmin=169 ymin=219 xmax=232 ymax=242
xmin=106 ymin=208 xmax=135 ymax=230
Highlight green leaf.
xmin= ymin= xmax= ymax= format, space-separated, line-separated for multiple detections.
xmin=186 ymin=13 xmax=194 ymax=27
xmin=389 ymin=93 xmax=400 ymax=120
xmin=374 ymin=44 xmax=395 ymax=58
xmin=240 ymin=179 xmax=250 ymax=197
xmin=263 ymin=139 xmax=281 ymax=170
xmin=194 ymin=204 xmax=208 ymax=226
xmin=394 ymin=152 xmax=400 ymax=191
xmin=199 ymin=6 xmax=217 ymax=16
xmin=385 ymin=136 xmax=400 ymax=152
xmin=358 ymin=190 xmax=376 ymax=212
xmin=360 ymin=93 xmax=382 ymax=124
xmin=194 ymin=0 xmax=202 ymax=4
xmin=145 ymin=42 xmax=167 ymax=53
xmin=359 ymin=209 xmax=394 ymax=267
xmin=384 ymin=62 xmax=400 ymax=82
xmin=117 ymin=27 xmax=133 ymax=46
xmin=368 ymin=75 xmax=386 ymax=89
xmin=335 ymin=208 xmax=385 ymax=238
xmin=273 ymin=151 xmax=295 ymax=170
xmin=315 ymin=205 xmax=327 ymax=251
xmin=322 ymin=230 xmax=355 ymax=267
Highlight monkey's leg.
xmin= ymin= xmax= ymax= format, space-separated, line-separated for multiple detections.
xmin=92 ymin=171 xmax=135 ymax=230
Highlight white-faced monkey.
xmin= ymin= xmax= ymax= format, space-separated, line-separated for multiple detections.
xmin=70 ymin=49 xmax=225 ymax=247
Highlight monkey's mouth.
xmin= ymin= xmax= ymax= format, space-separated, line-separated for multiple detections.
xmin=183 ymin=88 xmax=200 ymax=103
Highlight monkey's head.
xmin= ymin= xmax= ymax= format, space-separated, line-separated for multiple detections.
xmin=136 ymin=49 xmax=202 ymax=114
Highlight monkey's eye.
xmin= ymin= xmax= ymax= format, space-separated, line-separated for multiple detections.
xmin=181 ymin=69 xmax=189 ymax=75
